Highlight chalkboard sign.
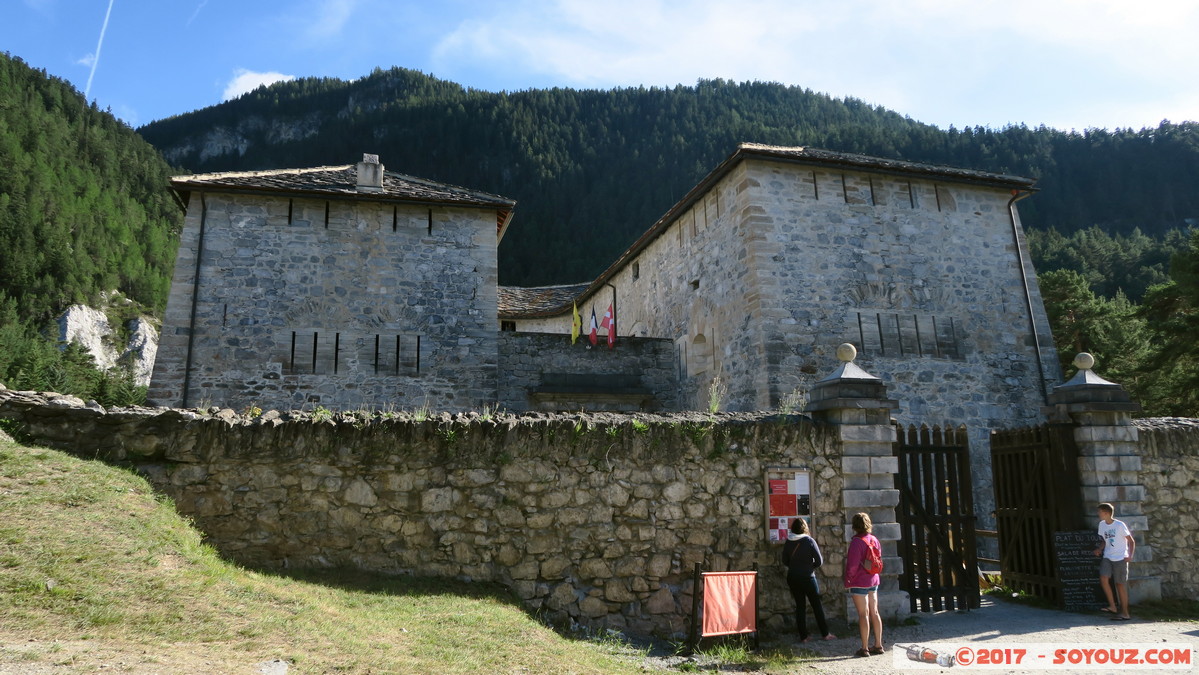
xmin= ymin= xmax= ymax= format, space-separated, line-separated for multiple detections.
xmin=1053 ymin=530 xmax=1106 ymax=611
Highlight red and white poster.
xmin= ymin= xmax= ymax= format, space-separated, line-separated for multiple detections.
xmin=765 ymin=469 xmax=811 ymax=542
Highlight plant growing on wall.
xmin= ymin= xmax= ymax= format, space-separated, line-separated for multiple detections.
xmin=707 ymin=374 xmax=727 ymax=415
xmin=777 ymin=386 xmax=809 ymax=416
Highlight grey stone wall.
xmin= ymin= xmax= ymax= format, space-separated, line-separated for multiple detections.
xmin=148 ymin=193 xmax=500 ymax=413
xmin=1132 ymin=418 xmax=1199 ymax=599
xmin=497 ymin=332 xmax=678 ymax=412
xmin=0 ymin=388 xmax=848 ymax=638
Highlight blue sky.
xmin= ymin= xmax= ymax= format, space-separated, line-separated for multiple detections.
xmin=4 ymin=0 xmax=1197 ymax=131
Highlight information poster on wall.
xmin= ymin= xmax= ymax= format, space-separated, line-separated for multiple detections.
xmin=764 ymin=467 xmax=811 ymax=543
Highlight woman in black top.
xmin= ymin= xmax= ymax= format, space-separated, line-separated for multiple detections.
xmin=781 ymin=518 xmax=835 ymax=642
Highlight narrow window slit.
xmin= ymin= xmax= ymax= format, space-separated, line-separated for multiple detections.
xmin=876 ymin=313 xmax=886 ymax=356
xmin=857 ymin=313 xmax=866 ymax=354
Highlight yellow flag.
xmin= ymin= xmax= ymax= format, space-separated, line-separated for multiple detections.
xmin=571 ymin=301 xmax=581 ymax=344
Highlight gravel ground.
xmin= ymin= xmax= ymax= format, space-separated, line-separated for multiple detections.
xmin=742 ymin=595 xmax=1198 ymax=674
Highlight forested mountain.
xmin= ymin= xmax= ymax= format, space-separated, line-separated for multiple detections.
xmin=3 ymin=55 xmax=1197 ymax=414
xmin=140 ymin=67 xmax=1199 ymax=288
xmin=0 ymin=53 xmax=180 ymax=321
xmin=0 ymin=52 xmax=181 ymax=404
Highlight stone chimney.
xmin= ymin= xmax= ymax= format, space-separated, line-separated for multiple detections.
xmin=356 ymin=153 xmax=384 ymax=192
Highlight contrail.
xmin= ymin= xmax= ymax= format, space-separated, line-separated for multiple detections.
xmin=186 ymin=0 xmax=209 ymax=28
xmin=84 ymin=0 xmax=116 ymax=101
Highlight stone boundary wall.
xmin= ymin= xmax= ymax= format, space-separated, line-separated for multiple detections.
xmin=0 ymin=388 xmax=846 ymax=638
xmin=497 ymin=332 xmax=678 ymax=412
xmin=1132 ymin=418 xmax=1199 ymax=599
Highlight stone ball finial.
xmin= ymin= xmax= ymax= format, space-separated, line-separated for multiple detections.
xmin=836 ymin=343 xmax=857 ymax=363
xmin=1073 ymin=352 xmax=1095 ymax=371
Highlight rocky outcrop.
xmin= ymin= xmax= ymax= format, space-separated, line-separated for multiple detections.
xmin=55 ymin=292 xmax=159 ymax=386
xmin=160 ymin=114 xmax=322 ymax=165
xmin=125 ymin=317 xmax=159 ymax=386
xmin=58 ymin=305 xmax=118 ymax=369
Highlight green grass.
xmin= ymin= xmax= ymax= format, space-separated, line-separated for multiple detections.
xmin=1130 ymin=598 xmax=1199 ymax=622
xmin=983 ymin=584 xmax=1057 ymax=610
xmin=680 ymin=635 xmax=820 ymax=674
xmin=0 ymin=438 xmax=657 ymax=674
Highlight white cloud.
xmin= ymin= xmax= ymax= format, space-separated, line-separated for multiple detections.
xmin=76 ymin=53 xmax=96 ymax=68
xmin=303 ymin=0 xmax=359 ymax=41
xmin=430 ymin=0 xmax=1199 ymax=130
xmin=222 ymin=68 xmax=296 ymax=101
xmin=434 ymin=0 xmax=826 ymax=88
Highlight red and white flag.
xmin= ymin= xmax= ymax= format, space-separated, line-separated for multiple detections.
xmin=600 ymin=304 xmax=616 ymax=349
xmin=588 ymin=308 xmax=598 ymax=346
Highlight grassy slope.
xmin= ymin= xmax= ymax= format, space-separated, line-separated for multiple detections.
xmin=0 ymin=437 xmax=652 ymax=674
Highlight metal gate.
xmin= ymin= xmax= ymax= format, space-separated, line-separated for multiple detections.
xmin=989 ymin=424 xmax=1083 ymax=605
xmin=893 ymin=424 xmax=980 ymax=612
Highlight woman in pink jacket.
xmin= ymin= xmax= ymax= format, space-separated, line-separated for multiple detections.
xmin=844 ymin=512 xmax=884 ymax=657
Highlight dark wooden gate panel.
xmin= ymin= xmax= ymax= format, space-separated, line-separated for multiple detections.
xmin=894 ymin=424 xmax=980 ymax=613
xmin=990 ymin=424 xmax=1082 ymax=606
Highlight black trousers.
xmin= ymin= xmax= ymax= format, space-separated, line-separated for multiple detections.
xmin=788 ymin=573 xmax=829 ymax=639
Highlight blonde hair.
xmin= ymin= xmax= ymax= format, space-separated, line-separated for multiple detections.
xmin=852 ymin=512 xmax=872 ymax=535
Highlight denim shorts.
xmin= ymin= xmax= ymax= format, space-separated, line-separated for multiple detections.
xmin=848 ymin=585 xmax=879 ymax=596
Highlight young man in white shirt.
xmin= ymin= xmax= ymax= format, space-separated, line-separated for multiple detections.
xmin=1093 ymin=502 xmax=1135 ymax=620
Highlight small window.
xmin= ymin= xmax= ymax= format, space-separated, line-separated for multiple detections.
xmin=501 ymin=320 xmax=516 ymax=332
xmin=632 ymin=262 xmax=640 ymax=280
xmin=690 ymin=279 xmax=700 ymax=291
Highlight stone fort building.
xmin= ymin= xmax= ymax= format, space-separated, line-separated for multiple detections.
xmin=503 ymin=143 xmax=1061 ymax=517
xmin=504 ymin=144 xmax=1059 ymax=418
xmin=149 ymin=155 xmax=516 ymax=411
xmin=150 ymin=145 xmax=1060 ymax=515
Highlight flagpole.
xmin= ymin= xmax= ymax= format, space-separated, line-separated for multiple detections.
xmin=605 ymin=282 xmax=617 ymax=341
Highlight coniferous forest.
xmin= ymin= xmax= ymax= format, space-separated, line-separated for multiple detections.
xmin=2 ymin=52 xmax=1198 ymax=414
xmin=0 ymin=54 xmax=180 ymax=405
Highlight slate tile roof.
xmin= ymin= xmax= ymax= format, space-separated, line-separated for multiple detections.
xmin=170 ymin=165 xmax=516 ymax=208
xmin=499 ymin=283 xmax=592 ymax=318
xmin=739 ymin=143 xmax=1037 ymax=188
